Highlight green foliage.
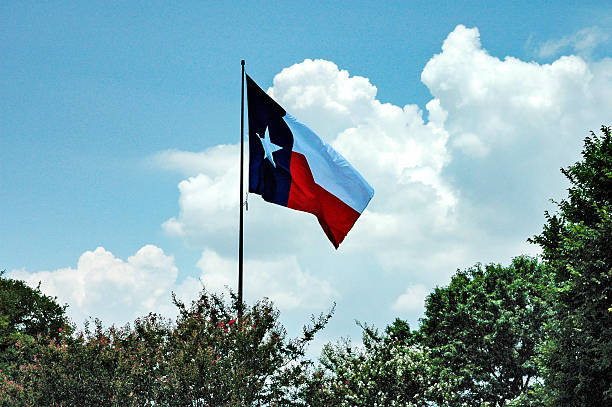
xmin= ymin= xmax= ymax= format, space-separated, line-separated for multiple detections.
xmin=531 ymin=125 xmax=612 ymax=406
xmin=0 ymin=287 xmax=332 ymax=406
xmin=154 ymin=292 xmax=333 ymax=406
xmin=307 ymin=257 xmax=550 ymax=407
xmin=301 ymin=319 xmax=431 ymax=407
xmin=0 ymin=270 xmax=69 ymax=341
xmin=0 ymin=271 xmax=70 ymax=377
xmin=419 ymin=257 xmax=549 ymax=406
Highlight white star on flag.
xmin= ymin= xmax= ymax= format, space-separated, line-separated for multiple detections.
xmin=257 ymin=126 xmax=283 ymax=167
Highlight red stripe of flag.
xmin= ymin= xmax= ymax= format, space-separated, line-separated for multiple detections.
xmin=287 ymin=152 xmax=361 ymax=248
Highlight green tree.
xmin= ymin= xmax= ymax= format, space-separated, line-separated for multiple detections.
xmin=531 ymin=125 xmax=612 ymax=406
xmin=0 ymin=271 xmax=68 ymax=341
xmin=155 ymin=291 xmax=333 ymax=406
xmin=17 ymin=315 xmax=173 ymax=407
xmin=418 ymin=256 xmax=549 ymax=407
xmin=0 ymin=272 xmax=70 ymax=374
xmin=301 ymin=319 xmax=432 ymax=407
xmin=1 ymin=289 xmax=333 ymax=406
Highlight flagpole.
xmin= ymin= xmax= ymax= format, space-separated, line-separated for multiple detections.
xmin=238 ymin=60 xmax=245 ymax=315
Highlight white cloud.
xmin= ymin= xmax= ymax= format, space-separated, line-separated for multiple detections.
xmin=270 ymin=59 xmax=453 ymax=202
xmin=196 ymin=248 xmax=339 ymax=310
xmin=157 ymin=34 xmax=612 ymax=333
xmin=163 ymin=170 xmax=238 ymax=238
xmin=392 ymin=284 xmax=428 ymax=313
xmin=8 ymin=243 xmax=337 ymax=330
xmin=421 ymin=25 xmax=611 ymax=248
xmin=153 ymin=145 xmax=239 ymax=178
xmin=159 ymin=59 xmax=459 ymax=277
xmin=423 ymin=25 xmax=596 ymax=153
xmin=268 ymin=59 xmax=378 ymax=141
xmin=159 ymin=27 xmax=612 ymax=333
xmin=537 ymin=26 xmax=610 ymax=59
xmin=451 ymin=132 xmax=489 ymax=157
xmin=8 ymin=246 xmax=198 ymax=327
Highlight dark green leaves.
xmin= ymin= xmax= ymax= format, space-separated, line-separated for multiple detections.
xmin=532 ymin=126 xmax=612 ymax=406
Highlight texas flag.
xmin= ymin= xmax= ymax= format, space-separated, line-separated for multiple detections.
xmin=247 ymin=75 xmax=374 ymax=248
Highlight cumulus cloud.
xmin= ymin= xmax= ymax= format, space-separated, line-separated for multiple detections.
xmin=423 ymin=25 xmax=595 ymax=155
xmin=8 ymin=243 xmax=337 ymax=330
xmin=159 ymin=58 xmax=459 ymax=276
xmin=9 ymin=246 xmax=199 ymax=327
xmin=159 ymin=26 xmax=612 ymax=331
xmin=158 ymin=146 xmax=329 ymax=257
xmin=422 ymin=25 xmax=611 ymax=254
xmin=196 ymin=248 xmax=339 ymax=310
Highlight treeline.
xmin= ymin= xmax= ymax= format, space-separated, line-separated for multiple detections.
xmin=1 ymin=126 xmax=611 ymax=406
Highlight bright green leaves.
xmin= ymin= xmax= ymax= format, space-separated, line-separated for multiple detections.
xmin=419 ymin=257 xmax=548 ymax=407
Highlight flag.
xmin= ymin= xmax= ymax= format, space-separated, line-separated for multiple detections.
xmin=246 ymin=74 xmax=374 ymax=248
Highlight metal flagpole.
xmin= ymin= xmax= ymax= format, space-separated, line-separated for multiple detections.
xmin=238 ymin=60 xmax=245 ymax=315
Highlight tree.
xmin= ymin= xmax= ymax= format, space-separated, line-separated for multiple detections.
xmin=301 ymin=319 xmax=432 ymax=407
xmin=302 ymin=257 xmax=550 ymax=407
xmin=418 ymin=256 xmax=549 ymax=407
xmin=0 ymin=271 xmax=68 ymax=340
xmin=155 ymin=291 xmax=333 ymax=406
xmin=531 ymin=125 xmax=612 ymax=406
xmin=0 ymin=289 xmax=333 ymax=406
xmin=0 ymin=272 xmax=70 ymax=374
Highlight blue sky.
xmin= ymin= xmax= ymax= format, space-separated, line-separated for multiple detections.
xmin=2 ymin=1 xmax=612 ymax=348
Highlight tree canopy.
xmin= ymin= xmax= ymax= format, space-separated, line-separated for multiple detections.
xmin=0 ymin=271 xmax=68 ymax=341
xmin=531 ymin=125 xmax=612 ymax=405
xmin=419 ymin=257 xmax=548 ymax=406
xmin=0 ymin=271 xmax=70 ymax=376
